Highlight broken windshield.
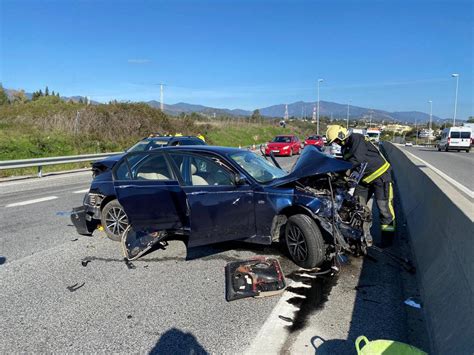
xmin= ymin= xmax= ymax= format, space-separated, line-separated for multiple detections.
xmin=230 ymin=151 xmax=287 ymax=183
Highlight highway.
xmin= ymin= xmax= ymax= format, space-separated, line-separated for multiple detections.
xmin=0 ymin=153 xmax=426 ymax=353
xmin=395 ymin=145 xmax=473 ymax=192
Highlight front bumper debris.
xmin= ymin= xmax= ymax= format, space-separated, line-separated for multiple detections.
xmin=71 ymin=206 xmax=99 ymax=235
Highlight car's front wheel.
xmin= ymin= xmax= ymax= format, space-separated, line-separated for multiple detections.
xmin=285 ymin=214 xmax=325 ymax=268
xmin=101 ymin=199 xmax=129 ymax=241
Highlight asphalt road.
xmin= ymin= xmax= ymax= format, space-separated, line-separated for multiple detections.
xmin=0 ymin=152 xmax=425 ymax=353
xmin=396 ymin=145 xmax=474 ymax=191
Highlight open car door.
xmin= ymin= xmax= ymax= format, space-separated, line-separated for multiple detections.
xmin=113 ymin=152 xmax=189 ymax=260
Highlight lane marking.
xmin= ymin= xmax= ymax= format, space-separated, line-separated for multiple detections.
xmin=403 ymin=149 xmax=474 ymax=199
xmin=5 ymin=196 xmax=58 ymax=208
xmin=73 ymin=189 xmax=89 ymax=194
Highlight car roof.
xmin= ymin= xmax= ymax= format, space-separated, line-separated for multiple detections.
xmin=158 ymin=145 xmax=243 ymax=155
xmin=141 ymin=136 xmax=200 ymax=141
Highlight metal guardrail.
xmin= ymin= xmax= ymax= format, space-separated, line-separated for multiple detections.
xmin=0 ymin=152 xmax=123 ymax=177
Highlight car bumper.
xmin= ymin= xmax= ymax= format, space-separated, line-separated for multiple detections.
xmin=70 ymin=206 xmax=100 ymax=235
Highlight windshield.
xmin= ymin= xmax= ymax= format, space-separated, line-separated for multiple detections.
xmin=272 ymin=136 xmax=291 ymax=143
xmin=230 ymin=151 xmax=288 ymax=183
xmin=127 ymin=139 xmax=169 ymax=152
xmin=367 ymin=132 xmax=380 ymax=138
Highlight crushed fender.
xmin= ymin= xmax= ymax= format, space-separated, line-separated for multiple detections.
xmin=225 ymin=257 xmax=286 ymax=302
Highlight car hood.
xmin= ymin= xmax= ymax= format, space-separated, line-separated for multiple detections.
xmin=92 ymin=153 xmax=125 ymax=169
xmin=267 ymin=142 xmax=291 ymax=147
xmin=270 ymin=146 xmax=352 ymax=186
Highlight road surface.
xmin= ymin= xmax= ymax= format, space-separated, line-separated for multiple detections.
xmin=0 ymin=153 xmax=425 ymax=353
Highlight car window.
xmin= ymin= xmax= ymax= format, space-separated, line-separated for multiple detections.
xmin=230 ymin=151 xmax=287 ymax=183
xmin=115 ymin=159 xmax=130 ymax=180
xmin=132 ymin=154 xmax=172 ymax=181
xmin=450 ymin=131 xmax=460 ymax=138
xmin=461 ymin=132 xmax=471 ymax=139
xmin=272 ymin=136 xmax=291 ymax=143
xmin=170 ymin=153 xmax=234 ymax=186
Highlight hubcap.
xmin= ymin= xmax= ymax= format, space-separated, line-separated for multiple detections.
xmin=105 ymin=207 xmax=128 ymax=236
xmin=287 ymin=223 xmax=308 ymax=262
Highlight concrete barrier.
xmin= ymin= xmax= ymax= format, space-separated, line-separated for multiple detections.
xmin=382 ymin=142 xmax=473 ymax=354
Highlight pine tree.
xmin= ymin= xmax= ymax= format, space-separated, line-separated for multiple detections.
xmin=45 ymin=86 xmax=49 ymax=96
xmin=51 ymin=90 xmax=55 ymax=96
xmin=56 ymin=92 xmax=60 ymax=98
xmin=38 ymin=89 xmax=43 ymax=97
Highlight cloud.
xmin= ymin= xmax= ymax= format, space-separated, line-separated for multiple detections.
xmin=127 ymin=59 xmax=152 ymax=64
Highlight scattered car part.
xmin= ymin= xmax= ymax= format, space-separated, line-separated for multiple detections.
xmin=225 ymin=257 xmax=287 ymax=301
xmin=121 ymin=226 xmax=168 ymax=261
xmin=66 ymin=282 xmax=85 ymax=292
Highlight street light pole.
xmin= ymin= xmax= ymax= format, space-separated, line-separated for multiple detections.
xmin=415 ymin=117 xmax=418 ymax=146
xmin=452 ymin=73 xmax=459 ymax=127
xmin=346 ymin=100 xmax=351 ymax=129
xmin=428 ymin=100 xmax=433 ymax=144
xmin=317 ymin=79 xmax=323 ymax=135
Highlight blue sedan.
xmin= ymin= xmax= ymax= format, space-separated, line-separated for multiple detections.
xmin=72 ymin=145 xmax=372 ymax=268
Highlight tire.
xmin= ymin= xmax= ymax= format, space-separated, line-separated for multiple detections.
xmin=445 ymin=145 xmax=448 ymax=152
xmin=285 ymin=214 xmax=325 ymax=268
xmin=437 ymin=145 xmax=441 ymax=151
xmin=467 ymin=149 xmax=470 ymax=153
xmin=101 ymin=199 xmax=129 ymax=241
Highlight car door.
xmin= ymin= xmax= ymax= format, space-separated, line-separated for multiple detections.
xmin=168 ymin=152 xmax=255 ymax=247
xmin=113 ymin=152 xmax=189 ymax=231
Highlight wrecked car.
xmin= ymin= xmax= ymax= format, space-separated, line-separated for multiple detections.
xmin=72 ymin=145 xmax=372 ymax=268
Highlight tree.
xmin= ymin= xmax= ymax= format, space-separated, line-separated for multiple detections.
xmin=56 ymin=92 xmax=60 ymax=98
xmin=467 ymin=116 xmax=474 ymax=123
xmin=251 ymin=109 xmax=262 ymax=123
xmin=12 ymin=90 xmax=27 ymax=103
xmin=0 ymin=86 xmax=9 ymax=105
xmin=45 ymin=86 xmax=49 ymax=96
xmin=51 ymin=90 xmax=55 ymax=96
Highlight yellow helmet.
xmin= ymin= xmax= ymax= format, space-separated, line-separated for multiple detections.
xmin=326 ymin=125 xmax=348 ymax=144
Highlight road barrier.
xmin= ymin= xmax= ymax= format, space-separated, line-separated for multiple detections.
xmin=382 ymin=142 xmax=473 ymax=354
xmin=0 ymin=152 xmax=122 ymax=177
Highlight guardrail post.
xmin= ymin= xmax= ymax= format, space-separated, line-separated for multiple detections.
xmin=37 ymin=166 xmax=43 ymax=178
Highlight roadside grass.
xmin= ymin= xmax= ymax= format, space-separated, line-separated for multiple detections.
xmin=0 ymin=99 xmax=320 ymax=177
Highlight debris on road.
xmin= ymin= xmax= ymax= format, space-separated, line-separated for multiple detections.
xmin=66 ymin=282 xmax=85 ymax=292
xmin=123 ymin=258 xmax=136 ymax=270
xmin=81 ymin=259 xmax=91 ymax=267
xmin=404 ymin=297 xmax=422 ymax=309
xmin=225 ymin=257 xmax=286 ymax=301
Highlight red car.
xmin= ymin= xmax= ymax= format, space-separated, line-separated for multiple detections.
xmin=265 ymin=135 xmax=301 ymax=156
xmin=304 ymin=135 xmax=324 ymax=148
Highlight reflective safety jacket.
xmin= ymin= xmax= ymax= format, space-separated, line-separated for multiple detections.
xmin=341 ymin=133 xmax=390 ymax=184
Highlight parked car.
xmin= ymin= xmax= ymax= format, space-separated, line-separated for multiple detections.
xmin=72 ymin=146 xmax=372 ymax=268
xmin=304 ymin=135 xmax=324 ymax=149
xmin=264 ymin=135 xmax=301 ymax=156
xmin=82 ymin=135 xmax=207 ymax=241
xmin=405 ymin=142 xmax=413 ymax=147
xmin=437 ymin=127 xmax=471 ymax=152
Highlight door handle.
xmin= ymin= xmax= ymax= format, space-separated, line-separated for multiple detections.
xmin=191 ymin=191 xmax=208 ymax=195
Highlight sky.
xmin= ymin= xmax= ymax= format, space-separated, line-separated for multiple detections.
xmin=1 ymin=0 xmax=473 ymax=118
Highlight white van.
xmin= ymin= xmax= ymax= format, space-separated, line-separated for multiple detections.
xmin=438 ymin=127 xmax=471 ymax=152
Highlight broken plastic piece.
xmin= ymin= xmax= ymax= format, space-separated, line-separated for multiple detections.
xmin=404 ymin=297 xmax=422 ymax=309
xmin=121 ymin=226 xmax=167 ymax=261
xmin=225 ymin=257 xmax=286 ymax=302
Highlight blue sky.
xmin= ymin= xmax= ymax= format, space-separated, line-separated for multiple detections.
xmin=1 ymin=0 xmax=472 ymax=118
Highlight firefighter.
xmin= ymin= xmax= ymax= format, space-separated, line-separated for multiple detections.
xmin=326 ymin=125 xmax=395 ymax=246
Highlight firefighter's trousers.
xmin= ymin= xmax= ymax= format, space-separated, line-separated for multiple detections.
xmin=355 ymin=171 xmax=395 ymax=232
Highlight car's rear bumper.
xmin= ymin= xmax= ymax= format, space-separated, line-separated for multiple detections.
xmin=70 ymin=206 xmax=100 ymax=235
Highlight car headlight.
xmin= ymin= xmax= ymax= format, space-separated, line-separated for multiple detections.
xmin=84 ymin=193 xmax=104 ymax=207
xmin=283 ymin=145 xmax=290 ymax=149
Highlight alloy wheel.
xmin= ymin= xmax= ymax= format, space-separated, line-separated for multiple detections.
xmin=105 ymin=207 xmax=128 ymax=237
xmin=286 ymin=223 xmax=308 ymax=262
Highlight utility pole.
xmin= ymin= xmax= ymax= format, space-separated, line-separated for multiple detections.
xmin=312 ymin=105 xmax=316 ymax=123
xmin=415 ymin=118 xmax=418 ymax=146
xmin=284 ymin=104 xmax=289 ymax=120
xmin=160 ymin=83 xmax=164 ymax=111
xmin=317 ymin=79 xmax=323 ymax=135
xmin=346 ymin=100 xmax=351 ymax=129
xmin=428 ymin=100 xmax=433 ymax=144
xmin=451 ymin=74 xmax=459 ymax=126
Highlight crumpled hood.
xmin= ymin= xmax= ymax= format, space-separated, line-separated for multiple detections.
xmin=92 ymin=153 xmax=125 ymax=170
xmin=270 ymin=145 xmax=352 ymax=186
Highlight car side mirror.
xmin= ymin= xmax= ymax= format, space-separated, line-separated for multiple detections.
xmin=234 ymin=174 xmax=248 ymax=186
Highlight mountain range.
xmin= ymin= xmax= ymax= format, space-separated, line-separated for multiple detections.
xmin=4 ymin=88 xmax=447 ymax=124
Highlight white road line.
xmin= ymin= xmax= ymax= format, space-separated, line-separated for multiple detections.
xmin=404 ymin=149 xmax=474 ymax=199
xmin=5 ymin=196 xmax=58 ymax=208
xmin=73 ymin=189 xmax=89 ymax=194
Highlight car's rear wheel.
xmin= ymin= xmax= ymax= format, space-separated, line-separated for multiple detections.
xmin=101 ymin=199 xmax=128 ymax=241
xmin=285 ymin=214 xmax=325 ymax=268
